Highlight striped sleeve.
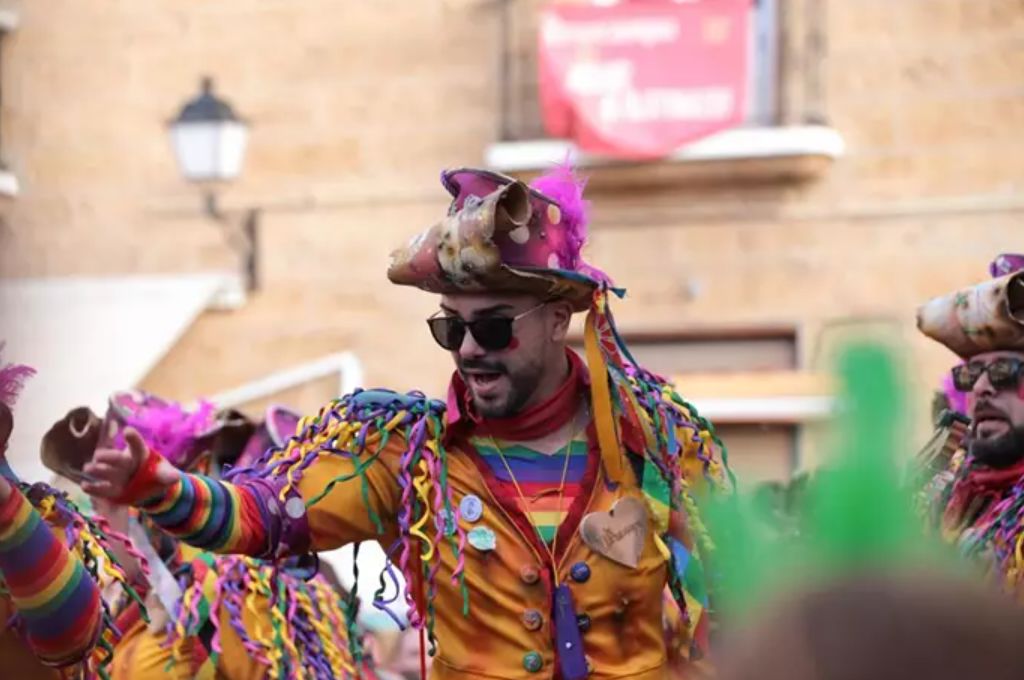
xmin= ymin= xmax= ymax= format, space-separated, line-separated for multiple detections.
xmin=138 ymin=472 xmax=270 ymax=556
xmin=0 ymin=486 xmax=103 ymax=667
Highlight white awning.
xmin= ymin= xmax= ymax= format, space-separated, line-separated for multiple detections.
xmin=1 ymin=274 xmax=235 ymax=483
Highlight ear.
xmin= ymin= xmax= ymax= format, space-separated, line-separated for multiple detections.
xmin=548 ymin=300 xmax=574 ymax=342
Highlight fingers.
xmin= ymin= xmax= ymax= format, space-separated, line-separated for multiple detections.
xmin=83 ymin=460 xmax=122 ymax=479
xmin=80 ymin=480 xmax=118 ymax=498
xmin=91 ymin=447 xmax=132 ymax=467
xmin=84 ymin=443 xmax=136 ymax=500
xmin=81 ymin=428 xmax=180 ymax=501
xmin=124 ymin=428 xmax=149 ymax=465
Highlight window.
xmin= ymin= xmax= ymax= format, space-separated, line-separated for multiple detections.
xmin=0 ymin=11 xmax=15 ymax=165
xmin=0 ymin=10 xmax=19 ymax=194
xmin=609 ymin=328 xmax=797 ymax=374
xmin=747 ymin=0 xmax=780 ymax=127
xmin=569 ymin=326 xmax=798 ymax=375
xmin=715 ymin=423 xmax=793 ymax=484
xmin=571 ymin=325 xmax=802 ymax=485
xmin=500 ymin=0 xmax=782 ymax=142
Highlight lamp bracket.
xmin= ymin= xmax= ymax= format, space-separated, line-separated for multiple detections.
xmin=202 ymin=191 xmax=261 ymax=293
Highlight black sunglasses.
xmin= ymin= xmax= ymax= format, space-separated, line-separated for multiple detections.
xmin=427 ymin=304 xmax=545 ymax=352
xmin=951 ymin=357 xmax=1024 ymax=392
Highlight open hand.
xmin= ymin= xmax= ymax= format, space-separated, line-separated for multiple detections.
xmin=81 ymin=428 xmax=179 ymax=501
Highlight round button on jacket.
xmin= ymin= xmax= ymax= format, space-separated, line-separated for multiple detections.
xmin=576 ymin=613 xmax=591 ymax=632
xmin=522 ymin=609 xmax=543 ymax=631
xmin=523 ymin=652 xmax=544 ymax=673
xmin=519 ymin=565 xmax=540 ymax=585
xmin=459 ymin=495 xmax=484 ymax=523
xmin=570 ymin=562 xmax=591 ymax=583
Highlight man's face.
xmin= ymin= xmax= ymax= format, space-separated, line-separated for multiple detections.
xmin=962 ymin=351 xmax=1024 ymax=467
xmin=435 ymin=293 xmax=569 ymax=419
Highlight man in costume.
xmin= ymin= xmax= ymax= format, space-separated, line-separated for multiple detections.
xmin=914 ymin=252 xmax=1024 ymax=588
xmin=45 ymin=392 xmax=375 ymax=680
xmin=0 ymin=346 xmax=144 ymax=680
xmin=77 ymin=165 xmax=732 ymax=680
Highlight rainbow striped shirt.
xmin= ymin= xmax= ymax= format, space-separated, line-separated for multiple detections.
xmin=471 ymin=430 xmax=590 ymax=543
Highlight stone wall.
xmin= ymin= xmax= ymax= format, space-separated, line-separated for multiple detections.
xmin=0 ymin=0 xmax=1020 ymax=429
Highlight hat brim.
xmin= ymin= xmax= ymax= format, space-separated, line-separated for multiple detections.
xmin=395 ymin=263 xmax=598 ymax=312
xmin=264 ymin=405 xmax=301 ymax=448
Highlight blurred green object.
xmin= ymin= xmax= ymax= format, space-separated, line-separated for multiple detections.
xmin=708 ymin=338 xmax=959 ymax=618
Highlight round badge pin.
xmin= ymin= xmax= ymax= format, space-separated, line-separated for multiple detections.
xmin=459 ymin=495 xmax=484 ymax=523
xmin=468 ymin=526 xmax=497 ymax=552
xmin=435 ymin=508 xmax=456 ymax=536
xmin=284 ymin=497 xmax=306 ymax=520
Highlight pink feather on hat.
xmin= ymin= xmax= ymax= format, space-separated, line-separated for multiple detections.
xmin=109 ymin=394 xmax=219 ymax=470
xmin=529 ymin=161 xmax=591 ymax=272
xmin=0 ymin=342 xmax=35 ymax=410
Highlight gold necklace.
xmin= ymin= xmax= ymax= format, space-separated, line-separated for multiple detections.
xmin=489 ymin=406 xmax=587 ymax=587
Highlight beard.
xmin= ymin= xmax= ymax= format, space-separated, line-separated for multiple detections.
xmin=460 ymin=355 xmax=545 ymax=420
xmin=969 ymin=423 xmax=1024 ymax=469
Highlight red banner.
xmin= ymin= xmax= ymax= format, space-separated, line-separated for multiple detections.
xmin=538 ymin=0 xmax=749 ymax=160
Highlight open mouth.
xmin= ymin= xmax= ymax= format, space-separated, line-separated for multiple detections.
xmin=978 ymin=415 xmax=1007 ymax=424
xmin=467 ymin=371 xmax=502 ymax=385
xmin=975 ymin=413 xmax=1010 ymax=437
xmin=464 ymin=370 xmax=505 ymax=396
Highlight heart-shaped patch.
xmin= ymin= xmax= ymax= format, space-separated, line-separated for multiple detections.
xmin=579 ymin=497 xmax=648 ymax=569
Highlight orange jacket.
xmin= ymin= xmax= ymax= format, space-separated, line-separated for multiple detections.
xmin=292 ymin=416 xmax=723 ymax=679
xmin=136 ymin=388 xmax=728 ymax=680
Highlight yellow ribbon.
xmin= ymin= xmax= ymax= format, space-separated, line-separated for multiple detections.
xmin=654 ymin=533 xmax=672 ymax=562
xmin=583 ymin=300 xmax=625 ymax=484
xmin=410 ymin=458 xmax=435 ymax=561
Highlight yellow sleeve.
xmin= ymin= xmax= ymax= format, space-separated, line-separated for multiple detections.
xmin=297 ymin=433 xmax=405 ymax=551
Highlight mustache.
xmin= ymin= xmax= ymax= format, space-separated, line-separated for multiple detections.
xmin=974 ymin=401 xmax=1010 ymax=421
xmin=459 ymin=358 xmax=507 ymax=374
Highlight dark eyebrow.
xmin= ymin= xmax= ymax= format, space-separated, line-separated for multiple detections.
xmin=438 ymin=303 xmax=515 ymax=317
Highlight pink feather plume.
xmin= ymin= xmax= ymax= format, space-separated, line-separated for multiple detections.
xmin=115 ymin=398 xmax=218 ymax=469
xmin=0 ymin=342 xmax=36 ymax=409
xmin=529 ymin=160 xmax=591 ymax=271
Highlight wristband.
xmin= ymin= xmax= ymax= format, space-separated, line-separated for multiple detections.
xmin=113 ymin=447 xmax=166 ymax=506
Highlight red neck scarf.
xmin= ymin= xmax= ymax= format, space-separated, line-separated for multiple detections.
xmin=454 ymin=350 xmax=586 ymax=442
xmin=944 ymin=458 xmax=1024 ymax=529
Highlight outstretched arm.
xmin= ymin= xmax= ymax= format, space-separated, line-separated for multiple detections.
xmin=83 ymin=425 xmax=404 ymax=559
xmin=0 ymin=478 xmax=103 ymax=668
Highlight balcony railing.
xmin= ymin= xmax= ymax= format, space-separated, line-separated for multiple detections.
xmin=496 ymin=0 xmax=828 ymax=143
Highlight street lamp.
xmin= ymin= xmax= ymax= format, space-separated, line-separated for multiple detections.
xmin=168 ymin=76 xmax=261 ymax=292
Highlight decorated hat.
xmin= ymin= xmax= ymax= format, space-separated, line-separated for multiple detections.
xmin=105 ymin=390 xmax=229 ymax=471
xmin=234 ymin=404 xmax=302 ymax=469
xmin=917 ymin=253 xmax=1024 ymax=359
xmin=387 ymin=165 xmax=612 ymax=312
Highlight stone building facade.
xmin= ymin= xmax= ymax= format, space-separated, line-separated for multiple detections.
xmin=0 ymin=0 xmax=1020 ymax=483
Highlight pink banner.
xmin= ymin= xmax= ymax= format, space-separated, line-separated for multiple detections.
xmin=538 ymin=0 xmax=750 ymax=159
